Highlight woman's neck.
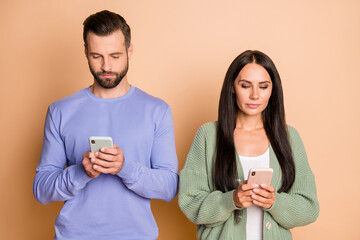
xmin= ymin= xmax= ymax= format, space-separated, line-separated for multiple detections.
xmin=235 ymin=113 xmax=264 ymax=131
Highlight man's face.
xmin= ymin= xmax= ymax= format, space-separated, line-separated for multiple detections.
xmin=85 ymin=30 xmax=132 ymax=89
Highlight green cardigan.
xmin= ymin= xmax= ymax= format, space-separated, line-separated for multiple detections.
xmin=179 ymin=122 xmax=319 ymax=240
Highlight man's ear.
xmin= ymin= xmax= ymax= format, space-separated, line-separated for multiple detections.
xmin=127 ymin=43 xmax=133 ymax=60
xmin=84 ymin=45 xmax=88 ymax=58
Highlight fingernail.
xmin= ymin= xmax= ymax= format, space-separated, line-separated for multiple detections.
xmin=95 ymin=152 xmax=98 ymax=156
xmin=100 ymin=148 xmax=104 ymax=152
xmin=253 ymin=188 xmax=259 ymax=193
xmin=252 ymin=184 xmax=259 ymax=188
xmin=260 ymin=184 xmax=267 ymax=188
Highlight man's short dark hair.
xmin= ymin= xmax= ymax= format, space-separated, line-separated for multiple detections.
xmin=83 ymin=10 xmax=131 ymax=49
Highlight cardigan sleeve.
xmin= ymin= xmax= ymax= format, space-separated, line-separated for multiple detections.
xmin=265 ymin=126 xmax=319 ymax=229
xmin=178 ymin=123 xmax=239 ymax=226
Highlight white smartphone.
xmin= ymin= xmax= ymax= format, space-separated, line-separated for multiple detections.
xmin=89 ymin=136 xmax=113 ymax=153
xmin=247 ymin=168 xmax=273 ymax=185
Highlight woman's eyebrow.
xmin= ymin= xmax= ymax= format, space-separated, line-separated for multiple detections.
xmin=239 ymin=80 xmax=271 ymax=84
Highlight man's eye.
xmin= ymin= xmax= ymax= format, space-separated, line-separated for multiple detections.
xmin=92 ymin=55 xmax=100 ymax=59
xmin=112 ymin=56 xmax=120 ymax=59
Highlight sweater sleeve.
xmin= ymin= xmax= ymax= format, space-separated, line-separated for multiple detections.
xmin=117 ymin=106 xmax=179 ymax=202
xmin=265 ymin=126 xmax=319 ymax=229
xmin=178 ymin=124 xmax=239 ymax=226
xmin=33 ymin=107 xmax=92 ymax=204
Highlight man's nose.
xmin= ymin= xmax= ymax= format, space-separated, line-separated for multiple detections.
xmin=101 ymin=58 xmax=111 ymax=72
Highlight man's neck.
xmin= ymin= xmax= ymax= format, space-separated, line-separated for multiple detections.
xmin=91 ymin=79 xmax=131 ymax=99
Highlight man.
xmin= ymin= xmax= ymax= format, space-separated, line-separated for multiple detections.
xmin=33 ymin=10 xmax=178 ymax=240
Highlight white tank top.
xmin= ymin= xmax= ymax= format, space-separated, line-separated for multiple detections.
xmin=239 ymin=148 xmax=270 ymax=240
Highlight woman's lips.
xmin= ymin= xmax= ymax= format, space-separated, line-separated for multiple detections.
xmin=246 ymin=104 xmax=260 ymax=109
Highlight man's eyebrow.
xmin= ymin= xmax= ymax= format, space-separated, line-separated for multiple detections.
xmin=89 ymin=52 xmax=122 ymax=55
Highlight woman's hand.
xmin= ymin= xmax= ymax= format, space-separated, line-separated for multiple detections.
xmin=233 ymin=181 xmax=259 ymax=208
xmin=251 ymin=184 xmax=276 ymax=209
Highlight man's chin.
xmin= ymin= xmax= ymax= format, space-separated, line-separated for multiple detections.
xmin=100 ymin=83 xmax=117 ymax=89
xmin=96 ymin=79 xmax=120 ymax=89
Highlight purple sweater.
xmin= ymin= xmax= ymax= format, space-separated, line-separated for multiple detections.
xmin=33 ymin=86 xmax=179 ymax=240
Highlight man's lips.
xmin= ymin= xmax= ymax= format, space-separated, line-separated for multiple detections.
xmin=100 ymin=74 xmax=115 ymax=78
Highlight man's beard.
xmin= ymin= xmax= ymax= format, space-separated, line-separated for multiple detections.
xmin=89 ymin=60 xmax=129 ymax=89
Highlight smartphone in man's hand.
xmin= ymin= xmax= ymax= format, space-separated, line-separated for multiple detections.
xmin=89 ymin=136 xmax=113 ymax=153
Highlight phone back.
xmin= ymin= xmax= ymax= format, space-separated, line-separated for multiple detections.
xmin=247 ymin=168 xmax=273 ymax=185
xmin=89 ymin=136 xmax=113 ymax=152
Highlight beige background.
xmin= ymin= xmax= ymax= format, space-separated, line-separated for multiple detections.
xmin=1 ymin=0 xmax=359 ymax=239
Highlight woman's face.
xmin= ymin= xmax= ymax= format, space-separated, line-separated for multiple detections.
xmin=234 ymin=63 xmax=273 ymax=117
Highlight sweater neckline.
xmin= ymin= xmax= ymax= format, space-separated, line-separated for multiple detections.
xmin=85 ymin=85 xmax=135 ymax=102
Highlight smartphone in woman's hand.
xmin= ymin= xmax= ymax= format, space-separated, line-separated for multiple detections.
xmin=247 ymin=168 xmax=273 ymax=185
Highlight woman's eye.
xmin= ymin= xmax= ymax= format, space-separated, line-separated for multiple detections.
xmin=241 ymin=85 xmax=250 ymax=89
xmin=260 ymin=86 xmax=268 ymax=89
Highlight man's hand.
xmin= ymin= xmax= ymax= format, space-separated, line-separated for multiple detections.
xmin=91 ymin=143 xmax=125 ymax=175
xmin=82 ymin=151 xmax=100 ymax=178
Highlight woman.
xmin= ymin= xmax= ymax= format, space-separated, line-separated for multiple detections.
xmin=178 ymin=50 xmax=319 ymax=239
